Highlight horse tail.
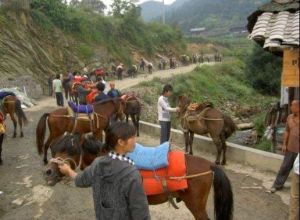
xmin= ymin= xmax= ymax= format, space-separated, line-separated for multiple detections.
xmin=15 ymin=99 xmax=28 ymax=125
xmin=211 ymin=165 xmax=234 ymax=220
xmin=223 ymin=115 xmax=236 ymax=139
xmin=36 ymin=113 xmax=49 ymax=155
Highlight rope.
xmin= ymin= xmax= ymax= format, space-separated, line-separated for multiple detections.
xmin=142 ymin=170 xmax=213 ymax=180
xmin=49 ymin=154 xmax=83 ymax=171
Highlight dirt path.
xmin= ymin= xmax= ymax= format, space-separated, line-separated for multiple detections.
xmin=115 ymin=64 xmax=200 ymax=90
xmin=0 ymin=97 xmax=290 ymax=220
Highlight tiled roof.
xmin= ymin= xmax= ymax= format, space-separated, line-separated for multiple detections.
xmin=249 ymin=10 xmax=299 ymax=50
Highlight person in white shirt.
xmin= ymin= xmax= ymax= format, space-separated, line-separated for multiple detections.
xmin=157 ymin=84 xmax=180 ymax=144
xmin=289 ymin=153 xmax=299 ymax=220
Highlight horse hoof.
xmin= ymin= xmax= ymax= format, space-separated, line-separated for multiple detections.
xmin=215 ymin=161 xmax=221 ymax=165
xmin=221 ymin=161 xmax=226 ymax=165
xmin=43 ymin=160 xmax=48 ymax=165
xmin=20 ymin=134 xmax=24 ymax=138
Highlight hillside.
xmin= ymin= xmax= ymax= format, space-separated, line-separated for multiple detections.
xmin=141 ymin=0 xmax=267 ymax=34
xmin=0 ymin=1 xmax=185 ymax=96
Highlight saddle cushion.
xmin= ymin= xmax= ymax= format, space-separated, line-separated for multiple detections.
xmin=140 ymin=151 xmax=188 ymax=196
xmin=68 ymin=101 xmax=93 ymax=114
xmin=0 ymin=91 xmax=16 ymax=99
xmin=127 ymin=142 xmax=170 ymax=170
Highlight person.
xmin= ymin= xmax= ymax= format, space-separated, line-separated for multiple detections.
xmin=270 ymin=100 xmax=299 ymax=193
xmin=58 ymin=122 xmax=150 ymax=220
xmin=116 ymin=63 xmax=124 ymax=80
xmin=52 ymin=74 xmax=64 ymax=106
xmin=107 ymin=82 xmax=121 ymax=98
xmin=47 ymin=75 xmax=53 ymax=96
xmin=76 ymin=84 xmax=91 ymax=105
xmin=94 ymin=82 xmax=109 ymax=102
xmin=289 ymin=153 xmax=299 ymax=220
xmin=157 ymin=84 xmax=180 ymax=144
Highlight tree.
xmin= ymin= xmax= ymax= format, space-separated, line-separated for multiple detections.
xmin=80 ymin=0 xmax=106 ymax=13
xmin=245 ymin=44 xmax=282 ymax=95
xmin=110 ymin=0 xmax=138 ymax=17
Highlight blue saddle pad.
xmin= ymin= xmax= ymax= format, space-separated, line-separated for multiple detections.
xmin=0 ymin=91 xmax=15 ymax=99
xmin=68 ymin=101 xmax=93 ymax=114
xmin=127 ymin=142 xmax=170 ymax=170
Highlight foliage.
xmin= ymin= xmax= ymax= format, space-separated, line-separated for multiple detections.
xmin=245 ymin=44 xmax=282 ymax=95
xmin=110 ymin=0 xmax=138 ymax=17
xmin=70 ymin=0 xmax=106 ymax=14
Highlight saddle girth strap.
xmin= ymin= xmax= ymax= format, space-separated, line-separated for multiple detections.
xmin=162 ymin=178 xmax=179 ymax=209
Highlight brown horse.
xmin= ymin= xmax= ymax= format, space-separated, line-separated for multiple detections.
xmin=122 ymin=95 xmax=142 ymax=137
xmin=1 ymin=95 xmax=28 ymax=137
xmin=177 ymin=95 xmax=236 ymax=165
xmin=44 ymin=133 xmax=233 ymax=220
xmin=36 ymin=98 xmax=124 ymax=164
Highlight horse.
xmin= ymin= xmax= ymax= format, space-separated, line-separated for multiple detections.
xmin=122 ymin=95 xmax=142 ymax=137
xmin=147 ymin=63 xmax=153 ymax=74
xmin=44 ymin=133 xmax=233 ymax=220
xmin=177 ymin=95 xmax=236 ymax=165
xmin=127 ymin=65 xmax=138 ymax=78
xmin=62 ymin=78 xmax=72 ymax=101
xmin=36 ymin=98 xmax=124 ymax=164
xmin=1 ymin=95 xmax=28 ymax=137
xmin=264 ymin=102 xmax=289 ymax=152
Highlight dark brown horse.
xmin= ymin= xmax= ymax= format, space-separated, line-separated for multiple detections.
xmin=122 ymin=95 xmax=142 ymax=137
xmin=36 ymin=98 xmax=124 ymax=164
xmin=178 ymin=95 xmax=236 ymax=165
xmin=1 ymin=95 xmax=28 ymax=137
xmin=44 ymin=133 xmax=233 ymax=220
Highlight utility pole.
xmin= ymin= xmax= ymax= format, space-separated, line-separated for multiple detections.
xmin=162 ymin=0 xmax=165 ymax=24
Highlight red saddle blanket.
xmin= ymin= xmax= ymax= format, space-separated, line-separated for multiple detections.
xmin=140 ymin=151 xmax=188 ymax=196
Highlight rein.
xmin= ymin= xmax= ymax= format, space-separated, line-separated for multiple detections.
xmin=49 ymin=153 xmax=83 ymax=171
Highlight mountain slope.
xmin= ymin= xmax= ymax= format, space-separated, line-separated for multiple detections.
xmin=166 ymin=0 xmax=267 ymax=33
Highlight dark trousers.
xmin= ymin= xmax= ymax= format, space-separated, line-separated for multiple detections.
xmin=272 ymin=151 xmax=298 ymax=189
xmin=160 ymin=121 xmax=171 ymax=144
xmin=55 ymin=92 xmax=64 ymax=107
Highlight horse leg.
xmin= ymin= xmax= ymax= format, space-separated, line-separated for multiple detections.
xmin=9 ymin=112 xmax=17 ymax=138
xmin=17 ymin=113 xmax=24 ymax=137
xmin=212 ymin=137 xmax=222 ymax=165
xmin=184 ymin=132 xmax=190 ymax=154
xmin=126 ymin=114 xmax=129 ymax=123
xmin=43 ymin=135 xmax=53 ymax=165
xmin=221 ymin=137 xmax=227 ymax=165
xmin=189 ymin=132 xmax=194 ymax=155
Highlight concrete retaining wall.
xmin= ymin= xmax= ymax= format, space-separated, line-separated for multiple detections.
xmin=139 ymin=121 xmax=284 ymax=173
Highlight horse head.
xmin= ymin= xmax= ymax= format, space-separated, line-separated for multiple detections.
xmin=177 ymin=95 xmax=191 ymax=115
xmin=43 ymin=133 xmax=103 ymax=186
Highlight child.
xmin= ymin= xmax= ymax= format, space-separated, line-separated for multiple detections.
xmin=58 ymin=122 xmax=150 ymax=220
xmin=157 ymin=84 xmax=180 ymax=144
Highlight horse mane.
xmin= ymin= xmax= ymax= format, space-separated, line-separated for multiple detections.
xmin=196 ymin=101 xmax=214 ymax=111
xmin=51 ymin=133 xmax=103 ymax=157
xmin=82 ymin=134 xmax=103 ymax=155
xmin=51 ymin=133 xmax=81 ymax=156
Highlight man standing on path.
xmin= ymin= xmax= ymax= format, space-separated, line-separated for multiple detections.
xmin=270 ymin=100 xmax=299 ymax=193
xmin=157 ymin=84 xmax=180 ymax=144
xmin=52 ymin=74 xmax=64 ymax=107
xmin=289 ymin=153 xmax=299 ymax=220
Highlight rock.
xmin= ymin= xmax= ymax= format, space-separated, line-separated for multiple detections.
xmin=237 ymin=123 xmax=254 ymax=130
xmin=11 ymin=198 xmax=24 ymax=206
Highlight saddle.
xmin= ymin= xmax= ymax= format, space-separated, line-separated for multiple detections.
xmin=0 ymin=91 xmax=16 ymax=100
xmin=68 ymin=101 xmax=93 ymax=115
xmin=139 ymin=151 xmax=188 ymax=196
xmin=185 ymin=102 xmax=213 ymax=122
xmin=127 ymin=142 xmax=170 ymax=170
